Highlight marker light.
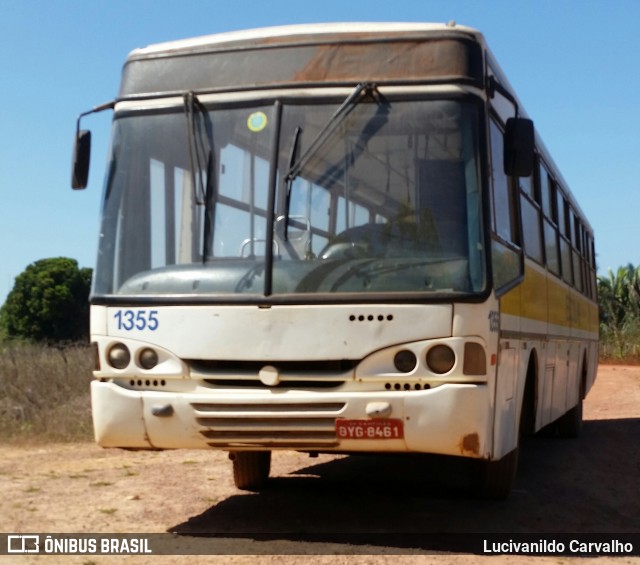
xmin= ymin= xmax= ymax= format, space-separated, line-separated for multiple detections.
xmin=138 ymin=348 xmax=159 ymax=370
xmin=426 ymin=345 xmax=455 ymax=374
xmin=393 ymin=350 xmax=417 ymax=373
xmin=107 ymin=343 xmax=131 ymax=370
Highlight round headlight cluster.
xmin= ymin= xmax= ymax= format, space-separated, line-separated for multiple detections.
xmin=106 ymin=344 xmax=159 ymax=371
xmin=426 ymin=345 xmax=456 ymax=374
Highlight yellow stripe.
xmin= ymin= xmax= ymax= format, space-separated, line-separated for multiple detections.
xmin=501 ymin=264 xmax=598 ymax=334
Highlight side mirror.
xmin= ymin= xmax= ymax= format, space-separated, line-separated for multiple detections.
xmin=504 ymin=117 xmax=534 ymax=177
xmin=71 ymin=130 xmax=92 ymax=189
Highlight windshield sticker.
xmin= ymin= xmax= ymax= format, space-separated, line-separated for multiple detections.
xmin=247 ymin=111 xmax=268 ymax=132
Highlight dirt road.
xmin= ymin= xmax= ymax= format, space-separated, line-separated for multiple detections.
xmin=1 ymin=365 xmax=639 ymax=564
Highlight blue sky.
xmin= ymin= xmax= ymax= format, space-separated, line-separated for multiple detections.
xmin=1 ymin=0 xmax=638 ymax=304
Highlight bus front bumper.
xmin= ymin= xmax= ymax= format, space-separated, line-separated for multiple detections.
xmin=91 ymin=380 xmax=493 ymax=459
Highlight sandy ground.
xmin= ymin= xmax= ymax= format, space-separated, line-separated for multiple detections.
xmin=1 ymin=365 xmax=639 ymax=564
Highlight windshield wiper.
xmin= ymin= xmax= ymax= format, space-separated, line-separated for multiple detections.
xmin=184 ymin=92 xmax=210 ymax=204
xmin=284 ymin=82 xmax=378 ymax=183
xmin=282 ymin=126 xmax=302 ymax=242
xmin=184 ymin=92 xmax=216 ymax=261
xmin=282 ymin=82 xmax=379 ymax=241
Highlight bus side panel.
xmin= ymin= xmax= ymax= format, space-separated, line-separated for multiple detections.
xmin=492 ymin=339 xmax=520 ymax=459
xmin=586 ymin=338 xmax=598 ymax=394
xmin=495 ymin=284 xmax=521 ymax=460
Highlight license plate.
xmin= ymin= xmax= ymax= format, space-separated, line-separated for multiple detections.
xmin=336 ymin=418 xmax=404 ymax=440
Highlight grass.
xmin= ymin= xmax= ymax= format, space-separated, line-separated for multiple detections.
xmin=98 ymin=507 xmax=118 ymax=515
xmin=90 ymin=480 xmax=114 ymax=487
xmin=599 ymin=321 xmax=640 ymax=365
xmin=0 ymin=342 xmax=94 ymax=443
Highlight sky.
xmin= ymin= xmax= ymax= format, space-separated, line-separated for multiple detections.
xmin=1 ymin=0 xmax=639 ymax=305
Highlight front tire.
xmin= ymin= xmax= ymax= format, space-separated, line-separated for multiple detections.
xmin=474 ymin=447 xmax=519 ymax=500
xmin=230 ymin=451 xmax=271 ymax=491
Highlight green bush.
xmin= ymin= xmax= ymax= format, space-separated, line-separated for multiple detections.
xmin=0 ymin=257 xmax=91 ymax=343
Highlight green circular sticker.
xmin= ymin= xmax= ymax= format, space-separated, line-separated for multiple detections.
xmin=247 ymin=111 xmax=268 ymax=132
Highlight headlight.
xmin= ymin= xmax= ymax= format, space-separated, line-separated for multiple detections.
xmin=107 ymin=343 xmax=131 ymax=370
xmin=393 ymin=350 xmax=417 ymax=373
xmin=138 ymin=348 xmax=159 ymax=370
xmin=426 ymin=345 xmax=455 ymax=374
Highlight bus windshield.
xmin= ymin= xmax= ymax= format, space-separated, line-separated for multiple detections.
xmin=93 ymin=97 xmax=485 ymax=299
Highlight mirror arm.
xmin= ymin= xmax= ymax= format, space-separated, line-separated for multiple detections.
xmin=72 ymin=100 xmax=116 ymax=190
xmin=75 ymin=100 xmax=116 ymax=135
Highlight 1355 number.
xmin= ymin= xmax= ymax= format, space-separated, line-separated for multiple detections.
xmin=113 ymin=310 xmax=159 ymax=331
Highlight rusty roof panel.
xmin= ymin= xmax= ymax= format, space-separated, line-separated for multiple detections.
xmin=119 ymin=37 xmax=483 ymax=98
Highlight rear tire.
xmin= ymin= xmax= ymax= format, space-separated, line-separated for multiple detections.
xmin=231 ymin=451 xmax=271 ymax=491
xmin=555 ymin=398 xmax=583 ymax=438
xmin=556 ymin=365 xmax=586 ymax=438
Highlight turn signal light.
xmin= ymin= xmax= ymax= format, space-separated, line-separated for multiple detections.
xmin=463 ymin=342 xmax=487 ymax=375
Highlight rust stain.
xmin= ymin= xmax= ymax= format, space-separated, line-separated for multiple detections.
xmin=460 ymin=432 xmax=480 ymax=455
xmin=292 ymin=40 xmax=471 ymax=84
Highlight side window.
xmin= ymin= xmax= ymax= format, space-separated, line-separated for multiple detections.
xmin=489 ymin=117 xmax=522 ymax=294
xmin=540 ymin=168 xmax=553 ymax=219
xmin=518 ymin=167 xmax=543 ymax=263
xmin=539 ymin=161 xmax=560 ymax=276
xmin=588 ymin=235 xmax=597 ymax=299
xmin=571 ymin=212 xmax=583 ymax=292
xmin=557 ymin=192 xmax=573 ymax=284
xmin=490 ymin=119 xmax=518 ymax=244
xmin=520 ymin=193 xmax=543 ymax=264
xmin=518 ymin=173 xmax=534 ymax=200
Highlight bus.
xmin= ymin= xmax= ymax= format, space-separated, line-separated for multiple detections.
xmin=72 ymin=22 xmax=598 ymax=499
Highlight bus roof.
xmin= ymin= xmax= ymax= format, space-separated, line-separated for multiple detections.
xmin=128 ymin=22 xmax=484 ymax=58
xmin=119 ymin=22 xmax=486 ymax=101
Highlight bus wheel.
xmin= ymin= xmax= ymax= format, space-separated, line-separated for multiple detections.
xmin=473 ymin=447 xmax=518 ymax=500
xmin=556 ymin=368 xmax=586 ymax=438
xmin=555 ymin=398 xmax=583 ymax=438
xmin=230 ymin=451 xmax=271 ymax=491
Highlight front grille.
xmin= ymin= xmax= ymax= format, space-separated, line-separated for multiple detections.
xmin=203 ymin=379 xmax=344 ymax=388
xmin=191 ymin=401 xmax=345 ymax=448
xmin=189 ymin=358 xmax=357 ymax=388
xmin=188 ymin=359 xmax=358 ymax=374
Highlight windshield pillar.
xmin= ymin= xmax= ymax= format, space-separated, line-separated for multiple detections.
xmin=264 ymin=101 xmax=282 ymax=297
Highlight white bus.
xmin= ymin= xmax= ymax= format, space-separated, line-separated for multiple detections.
xmin=72 ymin=23 xmax=598 ymax=499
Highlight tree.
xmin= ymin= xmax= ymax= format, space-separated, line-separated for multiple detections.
xmin=598 ymin=264 xmax=640 ymax=327
xmin=598 ymin=263 xmax=640 ymax=359
xmin=0 ymin=258 xmax=92 ymax=343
